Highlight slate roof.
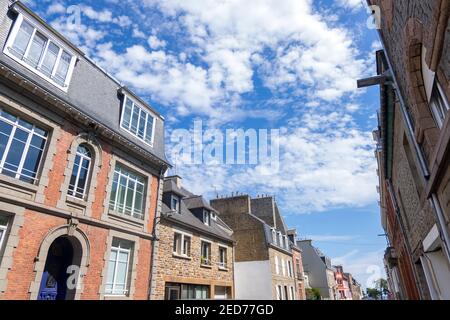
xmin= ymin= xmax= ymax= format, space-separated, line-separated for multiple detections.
xmin=161 ymin=180 xmax=233 ymax=243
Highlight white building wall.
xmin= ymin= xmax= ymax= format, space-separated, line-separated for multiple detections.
xmin=234 ymin=260 xmax=273 ymax=299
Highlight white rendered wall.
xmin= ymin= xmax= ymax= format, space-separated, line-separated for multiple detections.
xmin=234 ymin=260 xmax=273 ymax=300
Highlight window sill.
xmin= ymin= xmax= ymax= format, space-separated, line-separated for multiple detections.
xmin=108 ymin=210 xmax=145 ymax=227
xmin=0 ymin=173 xmax=39 ymax=193
xmin=103 ymin=294 xmax=130 ymax=300
xmin=200 ymin=264 xmax=212 ymax=269
xmin=218 ymin=266 xmax=229 ymax=272
xmin=66 ymin=195 xmax=88 ymax=207
xmin=172 ymin=253 xmax=192 ymax=260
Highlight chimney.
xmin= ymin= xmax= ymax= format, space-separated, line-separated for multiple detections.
xmin=165 ymin=175 xmax=182 ymax=188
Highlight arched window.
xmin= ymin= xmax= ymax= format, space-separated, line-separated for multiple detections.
xmin=68 ymin=144 xmax=92 ymax=199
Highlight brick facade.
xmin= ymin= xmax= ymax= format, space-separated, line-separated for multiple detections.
xmin=0 ymin=1 xmax=168 ymax=300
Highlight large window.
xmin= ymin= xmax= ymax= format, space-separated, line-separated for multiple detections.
xmin=4 ymin=15 xmax=76 ymax=90
xmin=165 ymin=283 xmax=210 ymax=300
xmin=105 ymin=238 xmax=133 ymax=296
xmin=67 ymin=144 xmax=91 ymax=199
xmin=218 ymin=246 xmax=227 ymax=269
xmin=120 ymin=96 xmax=155 ymax=145
xmin=200 ymin=241 xmax=211 ymax=266
xmin=109 ymin=164 xmax=146 ymax=220
xmin=429 ymin=82 xmax=449 ymax=129
xmin=0 ymin=108 xmax=47 ymax=184
xmin=173 ymin=231 xmax=191 ymax=257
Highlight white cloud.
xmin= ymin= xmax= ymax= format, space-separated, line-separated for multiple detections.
xmin=148 ymin=35 xmax=167 ymax=50
xmin=337 ymin=0 xmax=364 ymax=10
xmin=46 ymin=3 xmax=65 ymax=15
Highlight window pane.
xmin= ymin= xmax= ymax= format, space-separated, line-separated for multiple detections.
xmin=11 ymin=20 xmax=33 ymax=59
xmin=54 ymin=51 xmax=71 ymax=85
xmin=138 ymin=111 xmax=146 ymax=139
xmin=40 ymin=42 xmax=59 ymax=77
xmin=0 ymin=120 xmax=13 ymax=160
xmin=3 ymin=129 xmax=28 ymax=177
xmin=117 ymin=176 xmax=127 ymax=214
xmin=122 ymin=99 xmax=133 ymax=130
xmin=26 ymin=32 xmax=46 ymax=68
xmin=68 ymin=155 xmax=79 ymax=195
xmin=125 ymin=179 xmax=135 ymax=215
xmin=130 ymin=106 xmax=139 ymax=133
xmin=105 ymin=258 xmax=116 ymax=294
xmin=20 ymin=138 xmax=45 ymax=183
xmin=109 ymin=171 xmax=119 ymax=210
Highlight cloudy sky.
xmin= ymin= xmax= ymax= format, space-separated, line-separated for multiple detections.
xmin=27 ymin=0 xmax=386 ymax=289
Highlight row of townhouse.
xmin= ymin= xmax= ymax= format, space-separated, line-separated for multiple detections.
xmin=298 ymin=240 xmax=362 ymax=300
xmin=0 ymin=0 xmax=317 ymax=301
xmin=360 ymin=0 xmax=450 ymax=300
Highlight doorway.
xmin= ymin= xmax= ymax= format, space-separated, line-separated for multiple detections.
xmin=37 ymin=236 xmax=81 ymax=300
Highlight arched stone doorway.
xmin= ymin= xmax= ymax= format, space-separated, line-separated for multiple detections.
xmin=37 ymin=236 xmax=82 ymax=300
xmin=29 ymin=222 xmax=90 ymax=300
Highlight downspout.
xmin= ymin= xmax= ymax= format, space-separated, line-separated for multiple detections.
xmin=148 ymin=167 xmax=167 ymax=300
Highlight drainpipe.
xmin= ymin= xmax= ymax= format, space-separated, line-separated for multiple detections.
xmin=371 ymin=7 xmax=430 ymax=179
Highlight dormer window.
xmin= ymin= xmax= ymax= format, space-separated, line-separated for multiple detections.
xmin=272 ymin=229 xmax=277 ymax=244
xmin=203 ymin=210 xmax=211 ymax=226
xmin=4 ymin=13 xmax=76 ymax=91
xmin=171 ymin=194 xmax=180 ymax=213
xmin=120 ymin=96 xmax=155 ymax=146
xmin=278 ymin=232 xmax=283 ymax=247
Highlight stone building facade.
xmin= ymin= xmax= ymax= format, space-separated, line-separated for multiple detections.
xmin=0 ymin=1 xmax=169 ymax=300
xmin=150 ymin=176 xmax=234 ymax=300
xmin=364 ymin=0 xmax=450 ymax=299
xmin=211 ymin=195 xmax=298 ymax=300
xmin=287 ymin=229 xmax=306 ymax=300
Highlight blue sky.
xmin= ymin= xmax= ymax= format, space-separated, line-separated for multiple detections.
xmin=27 ymin=0 xmax=386 ymax=288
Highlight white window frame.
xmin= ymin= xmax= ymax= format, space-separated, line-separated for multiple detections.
xmin=290 ymin=286 xmax=295 ymax=300
xmin=271 ymin=229 xmax=277 ymax=244
xmin=218 ymin=245 xmax=227 ymax=269
xmin=278 ymin=232 xmax=283 ymax=247
xmin=429 ymin=82 xmax=449 ymax=129
xmin=0 ymin=217 xmax=8 ymax=255
xmin=203 ymin=210 xmax=211 ymax=226
xmin=171 ymin=194 xmax=180 ymax=213
xmin=281 ymin=259 xmax=286 ymax=276
xmin=276 ymin=285 xmax=282 ymax=300
xmin=3 ymin=12 xmax=77 ymax=92
xmin=67 ymin=144 xmax=91 ymax=200
xmin=200 ymin=238 xmax=212 ymax=266
xmin=0 ymin=108 xmax=48 ymax=184
xmin=119 ymin=95 xmax=156 ymax=147
xmin=172 ymin=229 xmax=192 ymax=258
xmin=109 ymin=164 xmax=146 ymax=220
xmin=105 ymin=239 xmax=132 ymax=296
